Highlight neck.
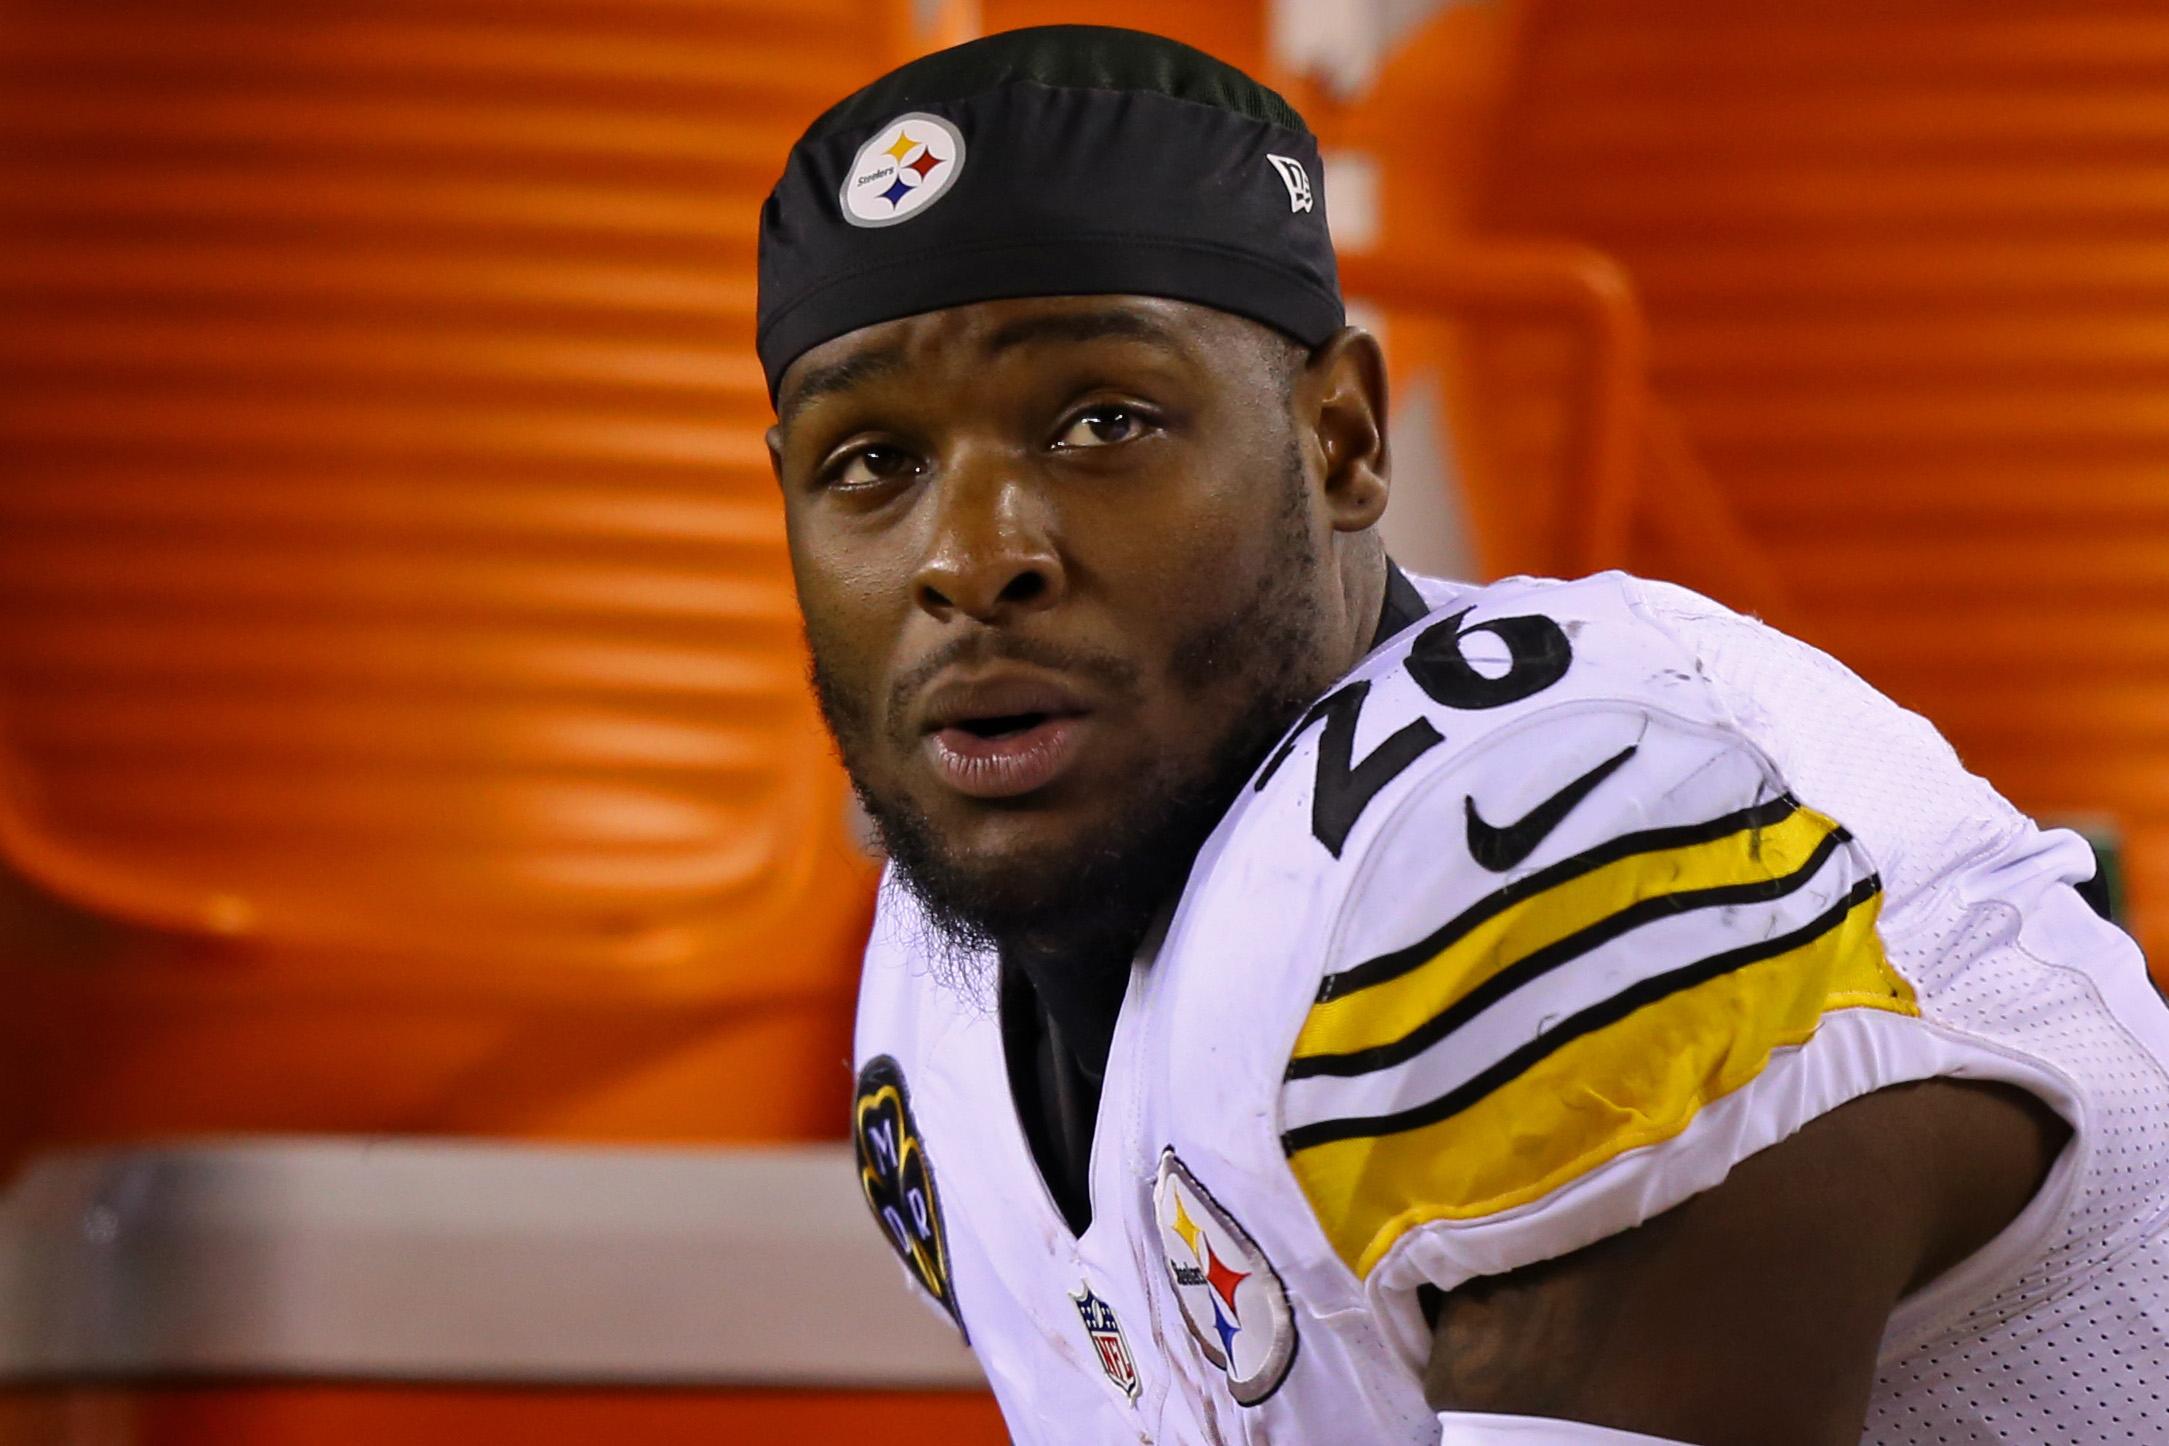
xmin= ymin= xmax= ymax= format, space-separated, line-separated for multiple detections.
xmin=1338 ymin=542 xmax=1393 ymax=670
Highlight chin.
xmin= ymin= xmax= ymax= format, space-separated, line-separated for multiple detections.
xmin=928 ymin=797 xmax=1106 ymax=882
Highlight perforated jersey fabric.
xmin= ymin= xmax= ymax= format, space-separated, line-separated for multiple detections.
xmin=852 ymin=571 xmax=2169 ymax=1445
xmin=1633 ymin=579 xmax=2169 ymax=1443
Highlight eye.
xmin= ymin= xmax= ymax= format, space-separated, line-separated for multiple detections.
xmin=1053 ymin=405 xmax=1151 ymax=450
xmin=829 ymin=444 xmax=923 ymax=490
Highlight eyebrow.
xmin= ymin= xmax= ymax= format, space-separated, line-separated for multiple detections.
xmin=777 ymin=346 xmax=907 ymax=425
xmin=776 ymin=308 xmax=1188 ymax=426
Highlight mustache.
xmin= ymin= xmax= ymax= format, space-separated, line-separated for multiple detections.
xmin=885 ymin=631 xmax=1142 ymax=741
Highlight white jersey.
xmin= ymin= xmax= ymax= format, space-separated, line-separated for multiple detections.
xmin=851 ymin=571 xmax=2169 ymax=1445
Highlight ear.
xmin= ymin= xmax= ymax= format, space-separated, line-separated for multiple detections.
xmin=765 ymin=423 xmax=785 ymax=486
xmin=1301 ymin=326 xmax=1390 ymax=534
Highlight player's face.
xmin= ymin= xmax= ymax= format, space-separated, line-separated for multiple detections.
xmin=771 ymin=295 xmax=1376 ymax=958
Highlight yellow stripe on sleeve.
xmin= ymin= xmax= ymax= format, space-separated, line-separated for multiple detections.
xmin=1294 ymin=805 xmax=1845 ymax=1068
xmin=1287 ymin=885 xmax=1915 ymax=1279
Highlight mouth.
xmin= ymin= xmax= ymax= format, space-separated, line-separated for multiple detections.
xmin=917 ymin=674 xmax=1096 ymax=801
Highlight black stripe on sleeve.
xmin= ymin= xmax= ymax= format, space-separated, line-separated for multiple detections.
xmin=1317 ymin=793 xmax=1802 ymax=1003
xmin=1282 ymin=874 xmax=1884 ymax=1155
xmin=1288 ymin=827 xmax=1854 ymax=1081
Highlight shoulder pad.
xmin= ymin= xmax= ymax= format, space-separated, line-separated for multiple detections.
xmin=1274 ymin=700 xmax=1914 ymax=1282
xmin=1245 ymin=571 xmax=1730 ymax=864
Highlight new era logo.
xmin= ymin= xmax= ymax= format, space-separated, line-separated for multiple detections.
xmin=1266 ymin=154 xmax=1314 ymax=213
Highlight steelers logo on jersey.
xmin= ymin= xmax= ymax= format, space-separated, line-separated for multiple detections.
xmin=854 ymin=1055 xmax=965 ymax=1337
xmin=1154 ymin=1148 xmax=1297 ymax=1406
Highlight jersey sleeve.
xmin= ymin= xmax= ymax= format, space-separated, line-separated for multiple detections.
xmin=1275 ymin=698 xmax=1982 ymax=1300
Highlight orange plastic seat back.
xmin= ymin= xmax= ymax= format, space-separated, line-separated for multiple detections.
xmin=1475 ymin=0 xmax=2169 ymax=961
xmin=0 ymin=1 xmax=932 ymax=1160
xmin=0 ymin=0 xmax=890 ymax=982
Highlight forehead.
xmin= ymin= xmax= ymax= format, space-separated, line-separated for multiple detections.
xmin=775 ymin=294 xmax=1261 ymax=421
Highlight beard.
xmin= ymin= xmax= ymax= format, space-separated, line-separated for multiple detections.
xmin=808 ymin=444 xmax=1331 ymax=1016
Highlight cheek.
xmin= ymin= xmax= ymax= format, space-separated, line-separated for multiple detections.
xmin=1118 ymin=463 xmax=1294 ymax=640
xmin=788 ymin=505 xmax=904 ymax=633
xmin=787 ymin=486 xmax=930 ymax=604
xmin=790 ymin=543 xmax=885 ymax=694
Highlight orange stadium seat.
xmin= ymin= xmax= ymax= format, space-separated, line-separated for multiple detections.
xmin=1470 ymin=0 xmax=2169 ymax=970
xmin=0 ymin=0 xmax=1002 ymax=1440
xmin=0 ymin=0 xmax=893 ymax=1157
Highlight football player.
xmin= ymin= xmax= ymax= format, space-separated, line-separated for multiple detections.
xmin=758 ymin=25 xmax=2169 ymax=1445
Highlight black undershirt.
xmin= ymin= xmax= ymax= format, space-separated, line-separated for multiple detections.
xmin=1001 ymin=560 xmax=1430 ymax=1234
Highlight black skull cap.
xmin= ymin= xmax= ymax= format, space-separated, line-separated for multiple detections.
xmin=756 ymin=25 xmax=1343 ymax=404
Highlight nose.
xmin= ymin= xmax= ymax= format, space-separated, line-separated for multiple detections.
xmin=913 ymin=459 xmax=1065 ymax=625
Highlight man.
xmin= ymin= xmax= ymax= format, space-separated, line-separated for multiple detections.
xmin=758 ymin=25 xmax=2169 ymax=1445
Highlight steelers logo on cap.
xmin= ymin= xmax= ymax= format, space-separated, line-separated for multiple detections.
xmin=840 ymin=112 xmax=967 ymax=229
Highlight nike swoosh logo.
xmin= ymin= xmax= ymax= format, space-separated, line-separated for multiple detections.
xmin=1463 ymin=743 xmax=1639 ymax=872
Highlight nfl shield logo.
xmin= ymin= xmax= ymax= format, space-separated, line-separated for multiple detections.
xmin=1071 ymin=1285 xmax=1142 ymax=1401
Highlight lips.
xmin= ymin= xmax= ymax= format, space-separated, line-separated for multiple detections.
xmin=916 ymin=672 xmax=1094 ymax=800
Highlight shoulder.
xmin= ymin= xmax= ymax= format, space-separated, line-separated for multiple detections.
xmin=1597 ymin=576 xmax=2037 ymax=909
xmin=1278 ymin=568 xmax=2039 ymax=915
xmin=1273 ymin=691 xmax=1904 ymax=1284
xmin=1181 ymin=571 xmax=2029 ymax=1296
xmin=1183 ymin=572 xmax=1816 ymax=1052
xmin=1160 ymin=571 xmax=1727 ymax=1065
xmin=1231 ymin=569 xmax=1749 ymax=871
